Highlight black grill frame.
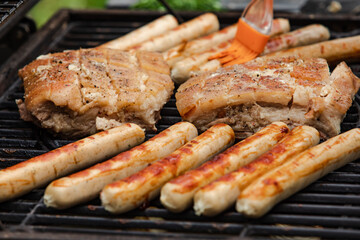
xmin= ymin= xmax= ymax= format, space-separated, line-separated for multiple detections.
xmin=0 ymin=0 xmax=38 ymax=39
xmin=0 ymin=9 xmax=360 ymax=239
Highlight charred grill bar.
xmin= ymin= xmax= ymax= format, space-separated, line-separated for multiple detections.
xmin=0 ymin=9 xmax=359 ymax=239
xmin=0 ymin=0 xmax=38 ymax=39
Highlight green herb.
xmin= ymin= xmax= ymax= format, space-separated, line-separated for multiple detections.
xmin=131 ymin=0 xmax=223 ymax=11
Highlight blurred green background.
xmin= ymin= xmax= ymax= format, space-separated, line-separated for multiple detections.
xmin=28 ymin=0 xmax=107 ymax=28
xmin=131 ymin=0 xmax=222 ymax=11
xmin=1 ymin=0 xmax=107 ymax=64
xmin=28 ymin=0 xmax=222 ymax=28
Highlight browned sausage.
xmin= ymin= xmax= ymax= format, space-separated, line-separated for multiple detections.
xmin=237 ymin=128 xmax=360 ymax=218
xmin=194 ymin=126 xmax=320 ymax=216
xmin=44 ymin=122 xmax=197 ymax=209
xmin=262 ymin=35 xmax=360 ymax=65
xmin=160 ymin=122 xmax=289 ymax=212
xmin=262 ymin=24 xmax=330 ymax=55
xmin=100 ymin=124 xmax=235 ymax=214
xmin=0 ymin=124 xmax=145 ymax=203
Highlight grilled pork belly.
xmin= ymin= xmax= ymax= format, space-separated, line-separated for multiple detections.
xmin=17 ymin=49 xmax=174 ymax=138
xmin=176 ymin=57 xmax=360 ymax=138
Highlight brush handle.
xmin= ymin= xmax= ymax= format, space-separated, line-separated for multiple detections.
xmin=242 ymin=0 xmax=273 ymax=35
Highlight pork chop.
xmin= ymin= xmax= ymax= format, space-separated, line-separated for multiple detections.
xmin=17 ymin=48 xmax=174 ymax=138
xmin=176 ymin=57 xmax=360 ymax=138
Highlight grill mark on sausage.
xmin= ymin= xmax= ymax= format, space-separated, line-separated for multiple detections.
xmin=169 ymin=123 xmax=288 ymax=193
xmin=3 ymin=138 xmax=89 ymax=171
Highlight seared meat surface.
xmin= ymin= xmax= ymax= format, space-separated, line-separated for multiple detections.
xmin=17 ymin=49 xmax=174 ymax=138
xmin=176 ymin=57 xmax=360 ymax=138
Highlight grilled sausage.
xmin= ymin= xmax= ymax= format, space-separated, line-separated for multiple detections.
xmin=163 ymin=24 xmax=237 ymax=66
xmin=193 ymin=126 xmax=320 ymax=216
xmin=163 ymin=18 xmax=290 ymax=65
xmin=44 ymin=122 xmax=197 ymax=209
xmin=192 ymin=25 xmax=329 ymax=76
xmin=0 ymin=124 xmax=145 ymax=203
xmin=270 ymin=18 xmax=290 ymax=36
xmin=160 ymin=122 xmax=289 ymax=213
xmin=100 ymin=123 xmax=235 ymax=214
xmin=165 ymin=18 xmax=289 ymax=72
xmin=182 ymin=24 xmax=237 ymax=55
xmin=237 ymin=128 xmax=360 ymax=218
xmin=171 ymin=40 xmax=232 ymax=84
xmin=197 ymin=59 xmax=221 ymax=73
xmin=262 ymin=24 xmax=330 ymax=55
xmin=99 ymin=14 xmax=178 ymax=50
xmin=262 ymin=35 xmax=360 ymax=65
xmin=162 ymin=43 xmax=187 ymax=67
xmin=130 ymin=13 xmax=219 ymax=52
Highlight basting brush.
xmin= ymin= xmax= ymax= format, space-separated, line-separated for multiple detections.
xmin=209 ymin=0 xmax=273 ymax=66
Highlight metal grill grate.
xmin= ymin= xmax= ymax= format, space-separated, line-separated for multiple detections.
xmin=0 ymin=1 xmax=21 ymax=22
xmin=0 ymin=9 xmax=359 ymax=239
xmin=0 ymin=0 xmax=38 ymax=39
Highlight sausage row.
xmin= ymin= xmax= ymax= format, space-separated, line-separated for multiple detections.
xmin=0 ymin=120 xmax=358 ymax=218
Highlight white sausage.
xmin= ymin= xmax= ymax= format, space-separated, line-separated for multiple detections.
xmin=193 ymin=126 xmax=320 ymax=216
xmin=166 ymin=18 xmax=290 ymax=76
xmin=130 ymin=13 xmax=220 ymax=52
xmin=183 ymin=18 xmax=289 ymax=55
xmin=0 ymin=123 xmax=145 ymax=203
xmin=270 ymin=18 xmax=290 ymax=36
xmin=163 ymin=18 xmax=290 ymax=66
xmin=262 ymin=24 xmax=330 ymax=55
xmin=237 ymin=128 xmax=360 ymax=218
xmin=262 ymin=35 xmax=360 ymax=65
xmin=194 ymin=25 xmax=329 ymax=77
xmin=99 ymin=14 xmax=178 ymax=50
xmin=160 ymin=122 xmax=289 ymax=213
xmin=44 ymin=122 xmax=197 ymax=209
xmin=163 ymin=24 xmax=237 ymax=66
xmin=197 ymin=59 xmax=221 ymax=73
xmin=100 ymin=123 xmax=235 ymax=214
xmin=171 ymin=40 xmax=232 ymax=83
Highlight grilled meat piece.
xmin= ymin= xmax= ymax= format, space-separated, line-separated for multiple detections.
xmin=17 ymin=49 xmax=174 ymax=138
xmin=176 ymin=57 xmax=360 ymax=138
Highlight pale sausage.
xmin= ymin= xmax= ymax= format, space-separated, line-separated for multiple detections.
xmin=193 ymin=126 xmax=320 ymax=216
xmin=99 ymin=14 xmax=178 ymax=50
xmin=100 ymin=124 xmax=234 ymax=214
xmin=171 ymin=40 xmax=232 ymax=83
xmin=262 ymin=35 xmax=360 ymax=65
xmin=193 ymin=25 xmax=330 ymax=76
xmin=237 ymin=128 xmax=360 ymax=218
xmin=160 ymin=122 xmax=289 ymax=213
xmin=0 ymin=124 xmax=145 ymax=203
xmin=262 ymin=24 xmax=330 ymax=55
xmin=44 ymin=122 xmax=197 ymax=209
xmin=130 ymin=13 xmax=220 ymax=52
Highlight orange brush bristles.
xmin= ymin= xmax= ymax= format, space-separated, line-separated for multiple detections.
xmin=209 ymin=19 xmax=270 ymax=66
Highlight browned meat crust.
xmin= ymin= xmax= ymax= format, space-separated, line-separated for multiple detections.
xmin=17 ymin=49 xmax=174 ymax=138
xmin=176 ymin=57 xmax=360 ymax=138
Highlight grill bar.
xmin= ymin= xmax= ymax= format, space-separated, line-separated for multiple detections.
xmin=0 ymin=9 xmax=359 ymax=239
xmin=27 ymin=227 xmax=232 ymax=240
xmin=305 ymin=182 xmax=360 ymax=193
xmin=249 ymin=225 xmax=360 ymax=239
xmin=273 ymin=203 xmax=360 ymax=216
xmin=0 ymin=213 xmax=26 ymax=223
xmin=0 ymin=0 xmax=38 ymax=39
xmin=287 ymin=193 xmax=360 ymax=204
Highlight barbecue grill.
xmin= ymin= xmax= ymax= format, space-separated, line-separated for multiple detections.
xmin=0 ymin=8 xmax=360 ymax=239
xmin=0 ymin=0 xmax=38 ymax=39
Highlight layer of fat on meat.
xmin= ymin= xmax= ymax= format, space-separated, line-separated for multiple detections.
xmin=17 ymin=48 xmax=174 ymax=138
xmin=176 ymin=57 xmax=360 ymax=138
